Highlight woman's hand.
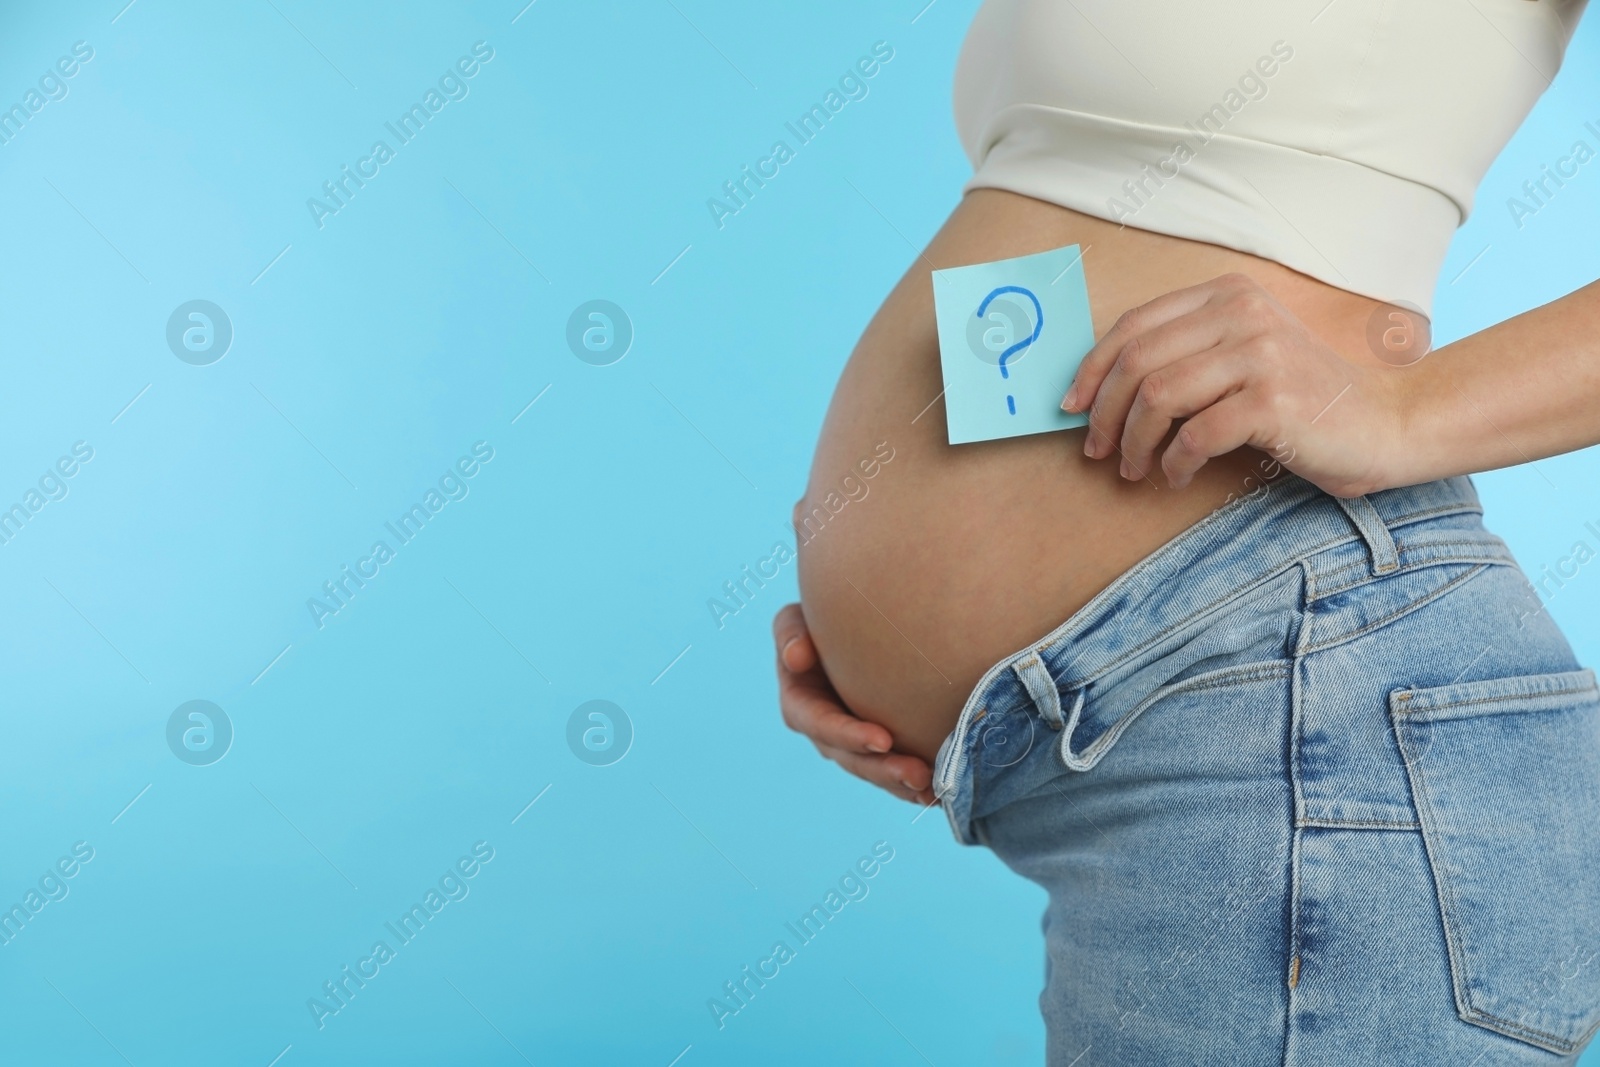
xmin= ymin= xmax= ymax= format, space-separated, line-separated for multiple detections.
xmin=1062 ymin=273 xmax=1409 ymax=498
xmin=773 ymin=603 xmax=936 ymax=806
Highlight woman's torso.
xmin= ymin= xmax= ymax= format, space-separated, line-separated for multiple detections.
xmin=797 ymin=190 xmax=1414 ymax=762
xmin=795 ymin=0 xmax=1589 ymax=762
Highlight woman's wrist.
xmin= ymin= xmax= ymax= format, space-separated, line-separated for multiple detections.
xmin=1367 ymin=358 xmax=1433 ymax=493
xmin=1369 ymin=334 xmax=1532 ymax=494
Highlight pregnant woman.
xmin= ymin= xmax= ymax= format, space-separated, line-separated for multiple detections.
xmin=775 ymin=2 xmax=1600 ymax=1063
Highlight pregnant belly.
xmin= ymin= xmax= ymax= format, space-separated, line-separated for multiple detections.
xmin=796 ymin=188 xmax=1396 ymax=762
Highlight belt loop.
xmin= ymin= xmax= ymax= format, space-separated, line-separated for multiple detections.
xmin=1012 ymin=652 xmax=1065 ymax=729
xmin=1334 ymin=493 xmax=1400 ymax=575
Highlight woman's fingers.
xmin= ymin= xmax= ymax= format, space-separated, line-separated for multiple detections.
xmin=1158 ymin=392 xmax=1263 ymax=488
xmin=1060 ymin=269 xmax=1396 ymax=503
xmin=781 ymin=677 xmax=894 ymax=754
xmin=774 ymin=603 xmax=894 ymax=755
xmin=1117 ymin=348 xmax=1248 ymax=480
xmin=815 ymin=743 xmax=934 ymax=804
xmin=773 ymin=601 xmax=816 ymax=674
xmin=773 ymin=601 xmax=933 ymax=804
xmin=1080 ymin=308 xmax=1231 ymax=462
xmin=1063 ymin=277 xmax=1221 ymax=415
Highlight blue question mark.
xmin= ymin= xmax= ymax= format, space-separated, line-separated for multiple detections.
xmin=976 ymin=286 xmax=1044 ymax=415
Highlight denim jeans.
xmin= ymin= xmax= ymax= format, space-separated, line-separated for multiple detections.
xmin=933 ymin=475 xmax=1600 ymax=1065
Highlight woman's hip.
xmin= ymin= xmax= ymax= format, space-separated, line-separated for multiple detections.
xmin=934 ymin=475 xmax=1600 ymax=1061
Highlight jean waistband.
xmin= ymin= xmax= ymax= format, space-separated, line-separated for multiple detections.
xmin=932 ymin=474 xmax=1511 ymax=835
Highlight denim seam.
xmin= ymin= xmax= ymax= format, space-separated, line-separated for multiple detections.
xmin=1309 ymin=556 xmax=1387 ymax=589
xmin=1309 ymin=558 xmax=1510 ymax=602
xmin=1056 ymin=555 xmax=1333 ymax=686
xmin=1282 ymin=607 xmax=1310 ymax=1067
xmin=963 ymin=706 xmax=990 ymax=828
xmin=1391 ymin=698 xmax=1586 ymax=1055
xmin=1033 ymin=491 xmax=1480 ymax=683
xmin=1299 ymin=564 xmax=1492 ymax=657
xmin=1378 ymin=500 xmax=1485 ymax=528
xmin=1283 ymin=822 xmax=1306 ymax=1067
xmin=1392 ymin=708 xmax=1483 ymax=1042
xmin=1061 ymin=536 xmax=1500 ymax=689
xmin=1394 ymin=680 xmax=1598 ymax=715
xmin=1289 ymin=565 xmax=1314 ymax=830
xmin=1294 ymin=817 xmax=1420 ymax=830
xmin=1058 ymin=662 xmax=1290 ymax=773
xmin=1307 ymin=542 xmax=1513 ymax=599
xmin=1161 ymin=661 xmax=1292 ymax=695
xmin=1397 ymin=503 xmax=1484 ymax=522
xmin=1396 ymin=536 xmax=1508 ymax=550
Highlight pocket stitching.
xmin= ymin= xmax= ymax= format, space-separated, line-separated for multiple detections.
xmin=1394 ymin=676 xmax=1597 ymax=718
xmin=1391 ymin=680 xmax=1599 ymax=1054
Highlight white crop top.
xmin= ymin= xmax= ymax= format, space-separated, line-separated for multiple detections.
xmin=953 ymin=0 xmax=1589 ymax=315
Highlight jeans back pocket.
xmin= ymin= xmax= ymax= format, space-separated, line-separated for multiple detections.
xmin=1390 ymin=668 xmax=1600 ymax=1054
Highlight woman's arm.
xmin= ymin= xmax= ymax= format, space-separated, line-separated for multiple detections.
xmin=1393 ymin=280 xmax=1600 ymax=488
xmin=1064 ymin=273 xmax=1600 ymax=496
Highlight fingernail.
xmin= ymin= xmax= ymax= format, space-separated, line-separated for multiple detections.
xmin=1062 ymin=386 xmax=1078 ymax=411
xmin=866 ymin=740 xmax=890 ymax=753
xmin=899 ymin=779 xmax=916 ymax=794
xmin=1083 ymin=435 xmax=1097 ymax=458
xmin=1120 ymin=459 xmax=1131 ymax=479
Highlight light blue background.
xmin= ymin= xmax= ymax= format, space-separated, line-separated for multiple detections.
xmin=0 ymin=2 xmax=1597 ymax=1065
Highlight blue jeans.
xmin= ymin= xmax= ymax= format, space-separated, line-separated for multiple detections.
xmin=933 ymin=475 xmax=1600 ymax=1065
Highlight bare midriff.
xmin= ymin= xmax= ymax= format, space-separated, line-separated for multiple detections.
xmin=796 ymin=188 xmax=1408 ymax=763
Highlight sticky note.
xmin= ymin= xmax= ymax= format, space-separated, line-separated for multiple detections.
xmin=932 ymin=244 xmax=1095 ymax=445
